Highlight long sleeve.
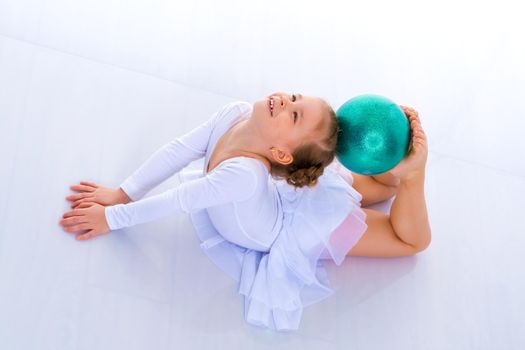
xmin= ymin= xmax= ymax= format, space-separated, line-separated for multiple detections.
xmin=119 ymin=101 xmax=241 ymax=201
xmin=105 ymin=158 xmax=258 ymax=230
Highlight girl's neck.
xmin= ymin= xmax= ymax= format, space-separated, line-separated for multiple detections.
xmin=226 ymin=119 xmax=272 ymax=172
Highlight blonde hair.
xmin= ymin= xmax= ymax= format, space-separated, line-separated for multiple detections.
xmin=270 ymin=99 xmax=340 ymax=189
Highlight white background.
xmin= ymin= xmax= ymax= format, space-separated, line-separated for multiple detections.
xmin=0 ymin=0 xmax=524 ymax=349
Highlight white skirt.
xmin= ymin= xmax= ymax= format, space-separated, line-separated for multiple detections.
xmin=179 ymin=160 xmax=368 ymax=332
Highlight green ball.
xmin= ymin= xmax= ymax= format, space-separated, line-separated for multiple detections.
xmin=336 ymin=94 xmax=411 ymax=176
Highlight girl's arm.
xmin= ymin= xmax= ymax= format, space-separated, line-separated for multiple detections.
xmin=119 ymin=101 xmax=242 ymax=202
xmin=105 ymin=158 xmax=258 ymax=231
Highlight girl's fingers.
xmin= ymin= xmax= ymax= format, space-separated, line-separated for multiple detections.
xmin=63 ymin=223 xmax=91 ymax=233
xmin=72 ymin=199 xmax=88 ymax=208
xmin=70 ymin=184 xmax=95 ymax=193
xmin=66 ymin=192 xmax=94 ymax=201
xmin=72 ymin=202 xmax=93 ymax=209
xmin=62 ymin=208 xmax=87 ymax=218
xmin=77 ymin=230 xmax=98 ymax=241
xmin=60 ymin=215 xmax=89 ymax=226
xmin=75 ymin=202 xmax=94 ymax=209
xmin=80 ymin=181 xmax=98 ymax=188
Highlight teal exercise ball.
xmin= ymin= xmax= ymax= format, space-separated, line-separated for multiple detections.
xmin=336 ymin=94 xmax=411 ymax=176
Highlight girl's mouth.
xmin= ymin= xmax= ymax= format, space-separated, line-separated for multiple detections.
xmin=268 ymin=97 xmax=274 ymax=116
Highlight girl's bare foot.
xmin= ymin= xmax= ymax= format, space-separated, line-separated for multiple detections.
xmin=389 ymin=106 xmax=428 ymax=182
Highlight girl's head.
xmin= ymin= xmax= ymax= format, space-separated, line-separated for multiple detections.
xmin=251 ymin=92 xmax=341 ymax=189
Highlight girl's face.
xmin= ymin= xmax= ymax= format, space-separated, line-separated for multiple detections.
xmin=252 ymin=92 xmax=328 ymax=155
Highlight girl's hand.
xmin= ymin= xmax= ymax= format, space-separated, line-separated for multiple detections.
xmin=59 ymin=202 xmax=111 ymax=240
xmin=66 ymin=181 xmax=131 ymax=209
xmin=389 ymin=105 xmax=428 ymax=181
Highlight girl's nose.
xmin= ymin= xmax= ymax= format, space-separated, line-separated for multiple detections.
xmin=280 ymin=95 xmax=287 ymax=107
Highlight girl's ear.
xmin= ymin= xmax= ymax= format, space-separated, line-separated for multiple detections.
xmin=271 ymin=147 xmax=293 ymax=165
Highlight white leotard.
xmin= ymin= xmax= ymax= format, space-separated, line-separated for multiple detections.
xmin=104 ymin=101 xmax=282 ymax=251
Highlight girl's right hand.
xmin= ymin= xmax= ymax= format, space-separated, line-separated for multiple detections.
xmin=66 ymin=181 xmax=131 ymax=209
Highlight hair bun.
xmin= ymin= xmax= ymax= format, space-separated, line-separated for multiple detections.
xmin=287 ymin=163 xmax=323 ymax=188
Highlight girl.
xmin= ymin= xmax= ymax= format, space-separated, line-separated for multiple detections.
xmin=59 ymin=92 xmax=431 ymax=331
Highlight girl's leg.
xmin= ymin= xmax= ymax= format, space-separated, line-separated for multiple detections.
xmin=389 ymin=171 xmax=431 ymax=249
xmin=346 ymin=172 xmax=431 ymax=257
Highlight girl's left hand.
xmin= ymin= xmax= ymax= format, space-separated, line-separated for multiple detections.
xmin=59 ymin=202 xmax=111 ymax=241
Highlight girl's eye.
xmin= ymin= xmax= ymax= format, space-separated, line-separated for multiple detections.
xmin=291 ymin=94 xmax=298 ymax=123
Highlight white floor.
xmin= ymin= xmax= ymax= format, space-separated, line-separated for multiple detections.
xmin=1 ymin=0 xmax=524 ymax=349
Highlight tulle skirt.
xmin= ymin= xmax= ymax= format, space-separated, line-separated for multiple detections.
xmin=179 ymin=160 xmax=368 ymax=332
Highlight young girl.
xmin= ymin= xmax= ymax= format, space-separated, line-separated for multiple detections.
xmin=59 ymin=92 xmax=430 ymax=331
